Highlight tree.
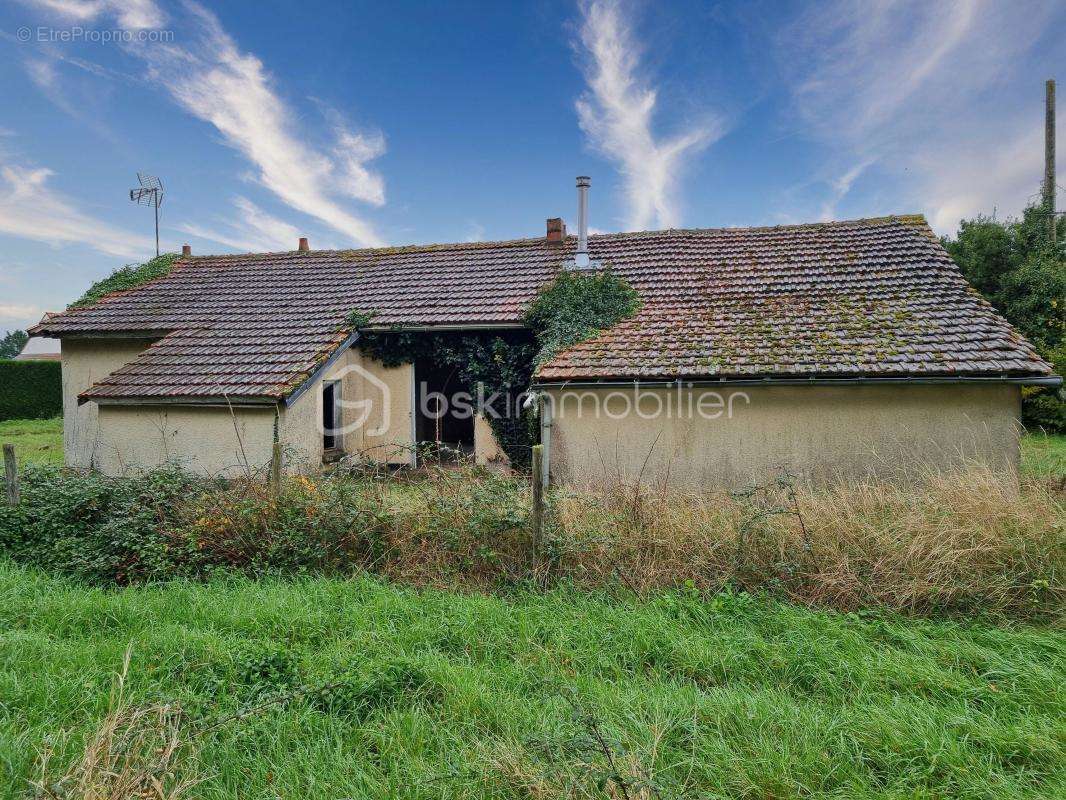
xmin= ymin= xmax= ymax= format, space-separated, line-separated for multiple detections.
xmin=0 ymin=330 xmax=28 ymax=360
xmin=942 ymin=200 xmax=1065 ymax=432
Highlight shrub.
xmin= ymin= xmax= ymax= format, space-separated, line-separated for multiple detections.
xmin=0 ymin=464 xmax=1061 ymax=618
xmin=524 ymin=268 xmax=640 ymax=366
xmin=0 ymin=360 xmax=61 ymax=420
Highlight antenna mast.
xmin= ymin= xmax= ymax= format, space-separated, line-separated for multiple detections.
xmin=1045 ymin=79 xmax=1056 ymax=246
xmin=129 ymin=172 xmax=164 ymax=257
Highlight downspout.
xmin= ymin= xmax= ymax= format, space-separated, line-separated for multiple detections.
xmin=538 ymin=392 xmax=552 ymax=488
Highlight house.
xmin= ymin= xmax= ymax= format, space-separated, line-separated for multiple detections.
xmin=14 ymin=318 xmax=61 ymax=361
xmin=29 ymin=183 xmax=1059 ymax=487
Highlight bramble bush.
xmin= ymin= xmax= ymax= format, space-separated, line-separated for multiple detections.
xmin=0 ymin=462 xmax=1062 ymax=618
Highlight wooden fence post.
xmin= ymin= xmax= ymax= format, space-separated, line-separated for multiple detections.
xmin=531 ymin=444 xmax=544 ymax=564
xmin=3 ymin=444 xmax=18 ymax=506
xmin=270 ymin=440 xmax=282 ymax=496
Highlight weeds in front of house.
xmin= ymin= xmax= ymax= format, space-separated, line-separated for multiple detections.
xmin=0 ymin=458 xmax=1061 ymax=618
xmin=30 ymin=646 xmax=198 ymax=800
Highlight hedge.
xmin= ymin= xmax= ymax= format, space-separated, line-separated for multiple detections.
xmin=0 ymin=360 xmax=62 ymax=421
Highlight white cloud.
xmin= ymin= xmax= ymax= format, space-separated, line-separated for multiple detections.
xmin=21 ymin=0 xmax=165 ymax=29
xmin=817 ymin=158 xmax=875 ymax=221
xmin=461 ymin=221 xmax=486 ymax=243
xmin=21 ymin=0 xmax=387 ymax=247
xmin=778 ymin=0 xmax=1065 ymax=233
xmin=0 ymin=303 xmax=43 ymax=328
xmin=177 ymin=196 xmax=309 ymax=253
xmin=0 ymin=160 xmax=153 ymax=258
xmin=574 ymin=0 xmax=723 ymax=231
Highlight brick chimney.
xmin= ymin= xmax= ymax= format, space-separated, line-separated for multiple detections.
xmin=181 ymin=244 xmax=191 ymax=256
xmin=546 ymin=217 xmax=566 ymax=243
xmin=298 ymin=237 xmax=309 ymax=251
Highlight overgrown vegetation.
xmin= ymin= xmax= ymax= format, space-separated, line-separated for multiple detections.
xmin=524 ymin=268 xmax=641 ymax=366
xmin=348 ymin=268 xmax=641 ymax=469
xmin=357 ymin=329 xmax=539 ymax=468
xmin=0 ymin=359 xmax=61 ymax=421
xmin=69 ymin=253 xmax=180 ymax=309
xmin=2 ymin=561 xmax=1063 ymax=798
xmin=943 ymin=201 xmax=1065 ymax=431
xmin=1 ymin=462 xmax=1061 ymax=618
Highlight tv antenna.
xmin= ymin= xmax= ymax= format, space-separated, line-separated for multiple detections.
xmin=129 ymin=172 xmax=163 ymax=257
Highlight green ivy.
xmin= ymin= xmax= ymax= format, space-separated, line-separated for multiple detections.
xmin=345 ymin=309 xmax=379 ymax=329
xmin=356 ymin=329 xmax=538 ymax=469
xmin=348 ymin=269 xmax=640 ymax=470
xmin=523 ymin=268 xmax=640 ymax=366
xmin=69 ymin=253 xmax=179 ymax=309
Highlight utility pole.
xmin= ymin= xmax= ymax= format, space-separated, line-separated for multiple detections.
xmin=1045 ymin=78 xmax=1056 ymax=246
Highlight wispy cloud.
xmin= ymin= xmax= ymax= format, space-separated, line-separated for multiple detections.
xmin=777 ymin=0 xmax=1065 ymax=233
xmin=0 ymin=303 xmax=43 ymax=328
xmin=177 ymin=196 xmax=313 ymax=253
xmin=0 ymin=159 xmax=153 ymax=257
xmin=22 ymin=55 xmax=118 ymax=141
xmin=21 ymin=0 xmax=388 ymax=247
xmin=21 ymin=0 xmax=166 ymax=29
xmin=574 ymin=0 xmax=723 ymax=231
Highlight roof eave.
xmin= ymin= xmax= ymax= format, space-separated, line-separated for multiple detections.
xmin=533 ymin=374 xmax=1063 ymax=389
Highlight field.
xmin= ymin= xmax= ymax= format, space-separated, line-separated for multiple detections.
xmin=0 ymin=419 xmax=1062 ymax=798
xmin=0 ymin=418 xmax=62 ymax=466
xmin=1 ymin=561 xmax=1063 ymax=799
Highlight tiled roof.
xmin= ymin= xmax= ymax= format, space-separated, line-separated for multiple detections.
xmin=30 ymin=215 xmax=1054 ymax=400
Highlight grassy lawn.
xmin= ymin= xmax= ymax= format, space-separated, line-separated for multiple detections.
xmin=0 ymin=561 xmax=1062 ymax=799
xmin=0 ymin=418 xmax=62 ymax=466
xmin=1021 ymin=432 xmax=1066 ymax=479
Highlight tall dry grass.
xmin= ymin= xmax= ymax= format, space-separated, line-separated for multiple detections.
xmin=548 ymin=468 xmax=1063 ymax=614
xmin=9 ymin=459 xmax=1061 ymax=617
xmin=356 ymin=464 xmax=1062 ymax=617
xmin=31 ymin=647 xmax=197 ymax=800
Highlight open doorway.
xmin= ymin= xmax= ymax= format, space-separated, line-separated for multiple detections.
xmin=414 ymin=356 xmax=474 ymax=461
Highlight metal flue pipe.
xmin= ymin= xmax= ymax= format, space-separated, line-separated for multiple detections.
xmin=575 ymin=175 xmax=591 ymax=268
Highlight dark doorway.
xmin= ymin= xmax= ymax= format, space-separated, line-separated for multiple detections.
xmin=322 ymin=379 xmax=340 ymax=451
xmin=415 ymin=357 xmax=474 ymax=459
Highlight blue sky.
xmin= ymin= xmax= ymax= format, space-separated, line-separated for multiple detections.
xmin=0 ymin=0 xmax=1063 ymax=332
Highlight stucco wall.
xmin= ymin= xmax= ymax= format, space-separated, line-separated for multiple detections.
xmin=545 ymin=383 xmax=1022 ymax=489
xmin=61 ymin=339 xmax=415 ymax=476
xmin=94 ymin=405 xmax=276 ymax=477
xmin=279 ymin=348 xmax=415 ymax=471
xmin=474 ymin=413 xmax=510 ymax=468
xmin=60 ymin=338 xmax=156 ymax=470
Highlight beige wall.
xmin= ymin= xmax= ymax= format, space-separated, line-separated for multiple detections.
xmin=474 ymin=413 xmax=510 ymax=469
xmin=279 ymin=348 xmax=415 ymax=470
xmin=93 ymin=405 xmax=276 ymax=477
xmin=61 ymin=338 xmax=156 ymax=470
xmin=545 ymin=383 xmax=1022 ymax=489
xmin=61 ymin=339 xmax=415 ymax=476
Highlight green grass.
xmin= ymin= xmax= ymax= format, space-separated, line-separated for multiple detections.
xmin=0 ymin=418 xmax=61 ymax=466
xmin=0 ymin=562 xmax=1062 ymax=799
xmin=1021 ymin=432 xmax=1066 ymax=479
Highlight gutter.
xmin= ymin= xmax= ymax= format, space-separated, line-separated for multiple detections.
xmin=533 ymin=375 xmax=1063 ymax=389
xmin=361 ymin=322 xmax=524 ymax=332
xmin=91 ymin=396 xmax=276 ymax=408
